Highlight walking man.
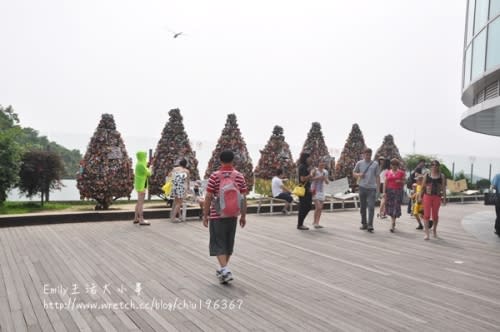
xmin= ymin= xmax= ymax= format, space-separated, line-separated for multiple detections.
xmin=491 ymin=172 xmax=500 ymax=237
xmin=353 ymin=148 xmax=380 ymax=232
xmin=203 ymin=150 xmax=247 ymax=284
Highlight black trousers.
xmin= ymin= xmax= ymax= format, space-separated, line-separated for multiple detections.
xmin=495 ymin=199 xmax=500 ymax=233
xmin=298 ymin=191 xmax=312 ymax=227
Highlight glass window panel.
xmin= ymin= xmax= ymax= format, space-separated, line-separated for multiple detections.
xmin=474 ymin=0 xmax=489 ymax=34
xmin=487 ymin=17 xmax=500 ymax=70
xmin=467 ymin=0 xmax=476 ymax=43
xmin=464 ymin=46 xmax=472 ymax=86
xmin=472 ymin=29 xmax=487 ymax=79
xmin=490 ymin=0 xmax=500 ymax=19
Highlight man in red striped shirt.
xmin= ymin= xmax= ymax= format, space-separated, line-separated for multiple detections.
xmin=203 ymin=150 xmax=247 ymax=284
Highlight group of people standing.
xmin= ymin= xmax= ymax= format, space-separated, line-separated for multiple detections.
xmin=355 ymin=150 xmax=447 ymax=240
xmin=294 ymin=153 xmax=330 ymax=230
xmin=279 ymin=149 xmax=448 ymax=241
xmin=130 ymin=147 xmax=474 ymax=286
xmin=133 ymin=153 xmax=192 ymax=225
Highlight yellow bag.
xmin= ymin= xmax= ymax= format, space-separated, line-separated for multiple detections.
xmin=162 ymin=179 xmax=173 ymax=196
xmin=292 ymin=185 xmax=305 ymax=197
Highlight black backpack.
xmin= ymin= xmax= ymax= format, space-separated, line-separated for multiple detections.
xmin=406 ymin=171 xmax=415 ymax=190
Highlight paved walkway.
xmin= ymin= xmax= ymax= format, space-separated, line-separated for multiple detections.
xmin=462 ymin=209 xmax=500 ymax=247
xmin=0 ymin=202 xmax=499 ymax=331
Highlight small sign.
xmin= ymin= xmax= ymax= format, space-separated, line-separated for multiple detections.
xmin=108 ymin=147 xmax=123 ymax=159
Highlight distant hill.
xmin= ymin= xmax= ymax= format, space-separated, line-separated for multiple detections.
xmin=1 ymin=106 xmax=82 ymax=179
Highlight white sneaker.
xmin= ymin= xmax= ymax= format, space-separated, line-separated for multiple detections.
xmin=222 ymin=271 xmax=233 ymax=284
xmin=216 ymin=269 xmax=224 ymax=282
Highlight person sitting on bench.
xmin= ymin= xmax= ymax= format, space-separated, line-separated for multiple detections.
xmin=271 ymin=169 xmax=293 ymax=214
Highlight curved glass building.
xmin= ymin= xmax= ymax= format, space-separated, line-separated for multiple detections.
xmin=461 ymin=0 xmax=500 ymax=136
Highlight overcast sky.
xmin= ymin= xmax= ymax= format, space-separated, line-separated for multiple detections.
xmin=1 ymin=0 xmax=499 ymax=176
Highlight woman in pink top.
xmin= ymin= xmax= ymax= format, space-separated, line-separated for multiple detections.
xmin=383 ymin=159 xmax=406 ymax=233
xmin=418 ymin=160 xmax=447 ymax=240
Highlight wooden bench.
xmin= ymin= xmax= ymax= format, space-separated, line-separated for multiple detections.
xmin=175 ymin=180 xmax=207 ymax=221
xmin=446 ymin=179 xmax=482 ymax=204
xmin=255 ymin=195 xmax=293 ymax=215
xmin=253 ymin=178 xmax=295 ymax=215
xmin=324 ymin=177 xmax=359 ymax=211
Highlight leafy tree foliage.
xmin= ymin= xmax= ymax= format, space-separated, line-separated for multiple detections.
xmin=0 ymin=105 xmax=22 ymax=204
xmin=0 ymin=130 xmax=21 ymax=204
xmin=476 ymin=179 xmax=490 ymax=190
xmin=0 ymin=105 xmax=19 ymax=129
xmin=18 ymin=150 xmax=65 ymax=205
xmin=1 ymin=105 xmax=81 ymax=179
xmin=403 ymin=154 xmax=451 ymax=179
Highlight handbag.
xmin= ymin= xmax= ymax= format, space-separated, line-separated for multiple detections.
xmin=292 ymin=185 xmax=305 ymax=197
xmin=162 ymin=178 xmax=173 ymax=196
xmin=484 ymin=192 xmax=499 ymax=206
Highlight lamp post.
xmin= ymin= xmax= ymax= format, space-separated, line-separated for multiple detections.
xmin=469 ymin=156 xmax=476 ymax=185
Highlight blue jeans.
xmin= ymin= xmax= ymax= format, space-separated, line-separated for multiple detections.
xmin=359 ymin=187 xmax=376 ymax=228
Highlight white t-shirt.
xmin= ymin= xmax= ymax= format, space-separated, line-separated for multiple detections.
xmin=272 ymin=176 xmax=284 ymax=197
xmin=380 ymin=169 xmax=387 ymax=184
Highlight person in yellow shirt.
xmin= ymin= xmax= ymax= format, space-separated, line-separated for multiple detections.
xmin=412 ymin=175 xmax=424 ymax=230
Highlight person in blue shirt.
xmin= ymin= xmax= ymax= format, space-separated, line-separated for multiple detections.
xmin=491 ymin=173 xmax=500 ymax=236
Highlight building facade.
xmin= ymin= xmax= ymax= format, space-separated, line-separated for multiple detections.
xmin=461 ymin=0 xmax=500 ymax=136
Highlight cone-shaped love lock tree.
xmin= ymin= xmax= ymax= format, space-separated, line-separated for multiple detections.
xmin=299 ymin=122 xmax=332 ymax=170
xmin=375 ymin=134 xmax=405 ymax=168
xmin=149 ymin=108 xmax=200 ymax=197
xmin=254 ymin=125 xmax=296 ymax=196
xmin=335 ymin=123 xmax=367 ymax=188
xmin=205 ymin=113 xmax=254 ymax=190
xmin=77 ymin=114 xmax=134 ymax=210
xmin=254 ymin=125 xmax=296 ymax=180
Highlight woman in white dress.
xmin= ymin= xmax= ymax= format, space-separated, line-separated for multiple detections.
xmin=310 ymin=159 xmax=329 ymax=228
xmin=169 ymin=158 xmax=190 ymax=223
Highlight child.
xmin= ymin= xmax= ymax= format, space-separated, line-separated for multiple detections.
xmin=412 ymin=175 xmax=424 ymax=229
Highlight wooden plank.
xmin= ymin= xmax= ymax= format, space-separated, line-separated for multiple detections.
xmin=0 ymin=203 xmax=499 ymax=331
xmin=4 ymin=227 xmax=54 ymax=332
xmin=40 ymin=225 xmax=133 ymax=332
xmin=15 ymin=226 xmax=67 ymax=332
xmin=0 ymin=296 xmax=15 ymax=332
xmin=25 ymin=226 xmax=81 ymax=332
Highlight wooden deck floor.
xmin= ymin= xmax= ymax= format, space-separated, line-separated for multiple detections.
xmin=1 ymin=203 xmax=499 ymax=331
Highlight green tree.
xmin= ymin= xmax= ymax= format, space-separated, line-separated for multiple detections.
xmin=403 ymin=154 xmax=452 ymax=179
xmin=0 ymin=105 xmax=20 ymax=129
xmin=403 ymin=154 xmax=433 ymax=172
xmin=0 ymin=105 xmax=22 ymax=204
xmin=0 ymin=130 xmax=21 ymax=204
xmin=1 ymin=105 xmax=82 ymax=179
xmin=18 ymin=150 xmax=65 ymax=206
xmin=475 ymin=179 xmax=490 ymax=190
xmin=454 ymin=171 xmax=473 ymax=189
